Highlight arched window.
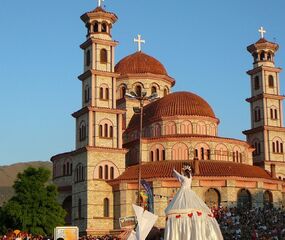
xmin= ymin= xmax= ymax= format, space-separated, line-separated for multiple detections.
xmin=151 ymin=86 xmax=157 ymax=94
xmin=267 ymin=52 xmax=272 ymax=61
xmin=150 ymin=151 xmax=154 ymax=161
xmin=109 ymin=126 xmax=113 ymax=138
xmin=135 ymin=85 xmax=142 ymax=97
xmin=105 ymin=165 xmax=109 ymax=179
xmin=263 ymin=190 xmax=273 ymax=206
xmin=260 ymin=51 xmax=265 ymax=61
xmin=66 ymin=162 xmax=70 ymax=175
xmin=101 ymin=23 xmax=107 ymax=33
xmin=79 ymin=121 xmax=87 ymax=141
xmin=274 ymin=109 xmax=278 ymax=119
xmin=99 ymin=125 xmax=103 ymax=137
xmin=164 ymin=88 xmax=168 ymax=97
xmin=76 ymin=164 xmax=84 ymax=182
xmin=78 ymin=199 xmax=82 ymax=219
xmin=99 ymin=166 xmax=103 ymax=179
xmin=63 ymin=164 xmax=66 ymax=176
xmin=205 ymin=188 xmax=221 ymax=208
xmin=105 ymin=88 xmax=109 ymax=100
xmin=215 ymin=144 xmax=228 ymax=161
xmin=237 ymin=189 xmax=252 ymax=209
xmin=100 ymin=87 xmax=104 ymax=99
xmin=201 ymin=147 xmax=205 ymax=160
xmin=162 ymin=150 xmax=166 ymax=160
xmin=93 ymin=22 xmax=99 ymax=32
xmin=172 ymin=143 xmax=188 ymax=160
xmin=100 ymin=49 xmax=108 ymax=63
xmin=254 ymin=107 xmax=261 ymax=122
xmin=156 ymin=149 xmax=160 ymax=161
xmin=110 ymin=167 xmax=114 ymax=179
xmin=120 ymin=86 xmax=126 ymax=98
xmin=268 ymin=75 xmax=274 ymax=88
xmin=86 ymin=50 xmax=91 ymax=67
xmin=104 ymin=198 xmax=109 ymax=217
xmin=254 ymin=76 xmax=260 ymax=90
xmin=70 ymin=163 xmax=73 ymax=175
xmin=272 ymin=138 xmax=283 ymax=153
xmin=84 ymin=85 xmax=90 ymax=103
xmin=104 ymin=123 xmax=108 ymax=137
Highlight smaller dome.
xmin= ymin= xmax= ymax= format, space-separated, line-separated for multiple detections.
xmin=115 ymin=51 xmax=168 ymax=76
xmin=127 ymin=91 xmax=217 ymax=130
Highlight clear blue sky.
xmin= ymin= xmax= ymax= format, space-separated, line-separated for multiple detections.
xmin=0 ymin=0 xmax=284 ymax=165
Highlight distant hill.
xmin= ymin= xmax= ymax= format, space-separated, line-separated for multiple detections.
xmin=0 ymin=161 xmax=52 ymax=206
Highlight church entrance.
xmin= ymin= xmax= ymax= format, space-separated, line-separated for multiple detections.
xmin=237 ymin=189 xmax=252 ymax=209
xmin=263 ymin=190 xmax=273 ymax=207
xmin=205 ymin=188 xmax=221 ymax=208
xmin=62 ymin=195 xmax=72 ymax=225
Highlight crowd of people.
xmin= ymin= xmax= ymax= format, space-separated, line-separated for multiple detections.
xmin=213 ymin=205 xmax=285 ymax=239
xmin=1 ymin=205 xmax=285 ymax=240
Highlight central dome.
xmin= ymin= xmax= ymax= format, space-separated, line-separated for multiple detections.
xmin=127 ymin=91 xmax=217 ymax=130
xmin=115 ymin=51 xmax=168 ymax=75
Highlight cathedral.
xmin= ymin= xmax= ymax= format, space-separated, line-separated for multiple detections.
xmin=51 ymin=3 xmax=285 ymax=235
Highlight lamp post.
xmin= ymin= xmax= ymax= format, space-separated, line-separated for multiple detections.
xmin=125 ymin=91 xmax=158 ymax=206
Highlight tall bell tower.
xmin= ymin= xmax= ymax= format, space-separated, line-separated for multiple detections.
xmin=243 ymin=27 xmax=285 ymax=179
xmin=71 ymin=3 xmax=126 ymax=234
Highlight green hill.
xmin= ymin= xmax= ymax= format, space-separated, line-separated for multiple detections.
xmin=0 ymin=161 xmax=52 ymax=206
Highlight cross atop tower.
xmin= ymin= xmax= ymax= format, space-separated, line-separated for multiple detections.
xmin=134 ymin=34 xmax=145 ymax=52
xmin=258 ymin=26 xmax=266 ymax=39
xmin=97 ymin=0 xmax=104 ymax=7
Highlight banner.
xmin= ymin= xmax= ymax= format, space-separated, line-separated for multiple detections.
xmin=141 ymin=179 xmax=154 ymax=213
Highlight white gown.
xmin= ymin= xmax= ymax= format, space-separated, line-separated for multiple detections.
xmin=164 ymin=169 xmax=223 ymax=240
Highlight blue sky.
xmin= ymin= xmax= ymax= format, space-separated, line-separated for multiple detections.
xmin=0 ymin=0 xmax=284 ymax=165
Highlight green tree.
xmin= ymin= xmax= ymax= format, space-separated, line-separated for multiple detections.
xmin=1 ymin=167 xmax=66 ymax=235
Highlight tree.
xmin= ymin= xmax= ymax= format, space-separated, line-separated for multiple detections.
xmin=1 ymin=167 xmax=66 ymax=235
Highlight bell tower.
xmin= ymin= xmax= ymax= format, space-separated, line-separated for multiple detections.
xmin=70 ymin=3 xmax=126 ymax=234
xmin=243 ymin=27 xmax=285 ymax=179
xmin=74 ymin=5 xmax=123 ymax=149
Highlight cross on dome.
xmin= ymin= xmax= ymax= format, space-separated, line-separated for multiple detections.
xmin=134 ymin=34 xmax=145 ymax=52
xmin=97 ymin=0 xmax=104 ymax=7
xmin=258 ymin=26 xmax=266 ymax=39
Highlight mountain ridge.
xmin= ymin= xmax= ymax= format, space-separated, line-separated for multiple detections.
xmin=0 ymin=161 xmax=52 ymax=206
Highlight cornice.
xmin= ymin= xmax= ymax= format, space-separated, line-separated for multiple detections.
xmin=78 ymin=69 xmax=120 ymax=81
xmin=108 ymin=175 xmax=284 ymax=187
xmin=246 ymin=93 xmax=285 ymax=103
xmin=80 ymin=37 xmax=119 ymax=49
xmin=51 ymin=146 xmax=127 ymax=162
xmin=116 ymin=72 xmax=176 ymax=87
xmin=247 ymin=65 xmax=282 ymax=75
xmin=243 ymin=126 xmax=285 ymax=135
xmin=72 ymin=106 xmax=126 ymax=118
xmin=123 ymin=134 xmax=252 ymax=149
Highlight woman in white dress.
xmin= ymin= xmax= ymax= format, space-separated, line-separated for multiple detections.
xmin=164 ymin=165 xmax=223 ymax=240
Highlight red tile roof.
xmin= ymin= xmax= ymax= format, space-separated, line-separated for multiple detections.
xmin=247 ymin=38 xmax=279 ymax=53
xmin=115 ymin=51 xmax=168 ymax=76
xmin=81 ymin=7 xmax=118 ymax=23
xmin=127 ymin=92 xmax=217 ymax=130
xmin=109 ymin=160 xmax=273 ymax=183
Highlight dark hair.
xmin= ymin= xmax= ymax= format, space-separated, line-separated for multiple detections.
xmin=184 ymin=169 xmax=192 ymax=178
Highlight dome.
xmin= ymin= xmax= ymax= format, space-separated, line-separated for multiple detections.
xmin=127 ymin=91 xmax=217 ymax=130
xmin=115 ymin=51 xmax=168 ymax=76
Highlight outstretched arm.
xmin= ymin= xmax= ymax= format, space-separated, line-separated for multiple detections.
xmin=173 ymin=169 xmax=185 ymax=183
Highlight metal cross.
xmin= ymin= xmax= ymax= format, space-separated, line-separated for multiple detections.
xmin=134 ymin=34 xmax=145 ymax=52
xmin=98 ymin=0 xmax=104 ymax=7
xmin=258 ymin=26 xmax=266 ymax=39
